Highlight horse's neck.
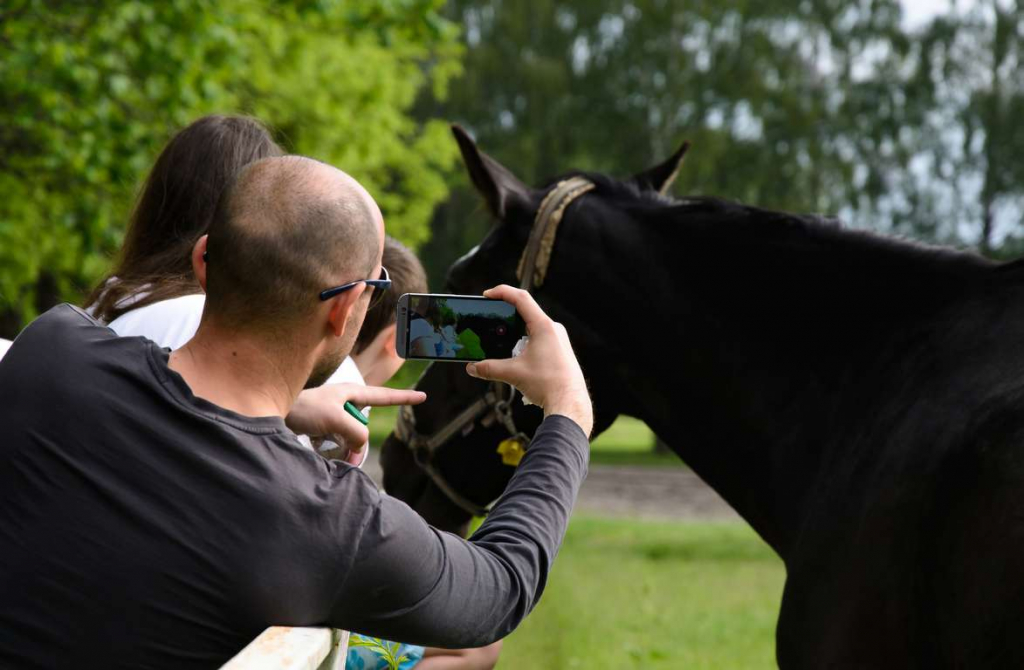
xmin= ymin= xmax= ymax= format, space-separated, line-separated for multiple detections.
xmin=569 ymin=204 xmax=996 ymax=558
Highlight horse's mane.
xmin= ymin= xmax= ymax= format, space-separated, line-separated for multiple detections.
xmin=545 ymin=170 xmax=997 ymax=275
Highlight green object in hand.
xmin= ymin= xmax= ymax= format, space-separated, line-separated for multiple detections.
xmin=344 ymin=401 xmax=369 ymax=425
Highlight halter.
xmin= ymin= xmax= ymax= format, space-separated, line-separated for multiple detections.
xmin=393 ymin=176 xmax=595 ymax=517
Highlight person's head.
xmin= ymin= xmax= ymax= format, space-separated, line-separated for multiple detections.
xmin=87 ymin=115 xmax=283 ymax=322
xmin=350 ymin=236 xmax=428 ymax=386
xmin=195 ymin=155 xmax=385 ymax=389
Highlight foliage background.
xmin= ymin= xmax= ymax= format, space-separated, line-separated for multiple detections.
xmin=3 ymin=1 xmax=1024 ymax=336
xmin=0 ymin=0 xmax=462 ymax=336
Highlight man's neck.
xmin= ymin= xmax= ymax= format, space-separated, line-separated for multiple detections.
xmin=168 ymin=324 xmax=306 ymax=419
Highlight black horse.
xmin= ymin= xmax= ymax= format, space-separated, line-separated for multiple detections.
xmin=381 ymin=126 xmax=1024 ymax=667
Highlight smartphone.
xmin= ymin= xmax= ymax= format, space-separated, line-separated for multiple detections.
xmin=396 ymin=293 xmax=526 ymax=362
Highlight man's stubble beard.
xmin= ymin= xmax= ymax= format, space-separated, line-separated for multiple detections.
xmin=304 ymin=301 xmax=367 ymax=389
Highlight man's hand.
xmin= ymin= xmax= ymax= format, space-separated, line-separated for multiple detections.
xmin=466 ymin=285 xmax=593 ymax=436
xmin=286 ymin=383 xmax=426 ymax=454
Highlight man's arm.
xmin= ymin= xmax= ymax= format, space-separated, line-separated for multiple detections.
xmin=331 ymin=414 xmax=587 ymax=647
xmin=329 ymin=285 xmax=593 ymax=646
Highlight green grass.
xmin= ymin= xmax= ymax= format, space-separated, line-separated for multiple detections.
xmin=368 ymin=405 xmax=400 ymax=446
xmin=590 ymin=416 xmax=683 ymax=467
xmin=498 ymin=517 xmax=784 ymax=669
xmin=590 ymin=416 xmax=653 ymax=452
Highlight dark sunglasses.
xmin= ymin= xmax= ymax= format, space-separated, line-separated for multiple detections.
xmin=319 ymin=266 xmax=391 ymax=309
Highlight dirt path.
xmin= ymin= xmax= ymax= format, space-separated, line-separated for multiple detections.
xmin=575 ymin=465 xmax=740 ymax=520
xmin=364 ymin=458 xmax=740 ymax=521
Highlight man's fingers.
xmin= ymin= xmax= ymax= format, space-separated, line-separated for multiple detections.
xmin=347 ymin=386 xmax=427 ymax=408
xmin=343 ymin=446 xmax=367 ymax=467
xmin=467 ymin=358 xmax=517 ymax=383
xmin=347 ymin=424 xmax=370 ymax=447
xmin=323 ymin=420 xmax=369 ymax=452
xmin=482 ymin=285 xmax=547 ymax=330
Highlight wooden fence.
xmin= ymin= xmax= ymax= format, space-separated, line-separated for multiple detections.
xmin=221 ymin=627 xmax=349 ymax=670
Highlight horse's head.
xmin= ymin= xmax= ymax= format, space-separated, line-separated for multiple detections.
xmin=380 ymin=125 xmax=689 ymax=534
xmin=444 ymin=125 xmax=689 ymax=292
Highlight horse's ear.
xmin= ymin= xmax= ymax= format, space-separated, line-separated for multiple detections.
xmin=452 ymin=124 xmax=530 ymax=219
xmin=634 ymin=141 xmax=691 ymax=195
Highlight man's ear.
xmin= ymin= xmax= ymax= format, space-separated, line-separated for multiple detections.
xmin=633 ymin=141 xmax=690 ymax=195
xmin=192 ymin=235 xmax=209 ymax=292
xmin=326 ymin=284 xmax=365 ymax=338
xmin=452 ymin=124 xmax=530 ymax=220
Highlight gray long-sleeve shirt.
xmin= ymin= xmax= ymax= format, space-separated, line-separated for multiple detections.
xmin=0 ymin=305 xmax=589 ymax=668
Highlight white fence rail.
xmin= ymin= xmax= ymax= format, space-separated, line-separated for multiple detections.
xmin=221 ymin=627 xmax=348 ymax=670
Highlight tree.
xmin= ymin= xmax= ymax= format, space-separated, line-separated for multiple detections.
xmin=898 ymin=0 xmax=1024 ymax=250
xmin=0 ymin=0 xmax=463 ymax=336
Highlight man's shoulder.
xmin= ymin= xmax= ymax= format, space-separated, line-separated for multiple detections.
xmin=4 ymin=303 xmax=159 ymax=381
xmin=43 ymin=302 xmax=100 ymax=325
xmin=0 ymin=304 xmax=136 ymax=406
xmin=17 ymin=304 xmax=105 ymax=347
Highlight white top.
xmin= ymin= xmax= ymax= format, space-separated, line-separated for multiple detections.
xmin=107 ymin=293 xmax=369 ymax=465
xmin=108 ymin=294 xmax=205 ymax=351
xmin=332 ymin=356 xmax=365 ymax=388
xmin=0 ymin=338 xmax=12 ymax=361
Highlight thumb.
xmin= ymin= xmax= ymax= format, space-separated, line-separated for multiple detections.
xmin=466 ymin=359 xmax=517 ymax=384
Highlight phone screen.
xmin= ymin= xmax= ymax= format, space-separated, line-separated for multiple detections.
xmin=402 ymin=294 xmax=525 ymax=361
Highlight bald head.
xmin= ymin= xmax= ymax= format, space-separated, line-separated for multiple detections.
xmin=204 ymin=156 xmax=383 ymax=334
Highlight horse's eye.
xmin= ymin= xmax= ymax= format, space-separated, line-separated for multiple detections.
xmin=461 ymin=422 xmax=476 ymax=436
xmin=480 ymin=414 xmax=496 ymax=429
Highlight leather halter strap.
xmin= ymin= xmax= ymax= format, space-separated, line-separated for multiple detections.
xmin=394 ymin=176 xmax=595 ymax=518
xmin=517 ymin=176 xmax=595 ymax=290
xmin=393 ymin=383 xmax=520 ymax=518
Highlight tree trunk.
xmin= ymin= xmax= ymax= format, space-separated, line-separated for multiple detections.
xmin=0 ymin=307 xmax=21 ymax=340
xmin=981 ymin=193 xmax=995 ymax=254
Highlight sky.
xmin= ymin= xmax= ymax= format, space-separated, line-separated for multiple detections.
xmin=901 ymin=0 xmax=965 ymax=28
xmin=902 ymin=0 xmax=952 ymax=28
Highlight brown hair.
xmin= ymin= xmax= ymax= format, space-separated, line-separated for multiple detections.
xmin=86 ymin=115 xmax=283 ymax=322
xmin=354 ymin=236 xmax=427 ymax=354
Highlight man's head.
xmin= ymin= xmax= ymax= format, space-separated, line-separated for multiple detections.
xmin=351 ymin=236 xmax=428 ymax=386
xmin=197 ymin=156 xmax=385 ymax=388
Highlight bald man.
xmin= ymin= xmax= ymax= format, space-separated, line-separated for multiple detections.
xmin=0 ymin=156 xmax=593 ymax=668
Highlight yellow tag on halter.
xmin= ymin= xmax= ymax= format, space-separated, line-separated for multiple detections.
xmin=497 ymin=437 xmax=526 ymax=466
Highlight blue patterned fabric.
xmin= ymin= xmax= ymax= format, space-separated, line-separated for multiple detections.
xmin=346 ymin=634 xmax=424 ymax=670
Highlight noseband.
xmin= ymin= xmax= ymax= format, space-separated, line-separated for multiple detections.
xmin=392 ymin=176 xmax=595 ymax=517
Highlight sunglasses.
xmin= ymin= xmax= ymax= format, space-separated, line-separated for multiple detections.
xmin=319 ymin=266 xmax=391 ymax=309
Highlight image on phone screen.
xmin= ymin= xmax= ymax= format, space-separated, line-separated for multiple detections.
xmin=403 ymin=295 xmax=525 ymax=361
